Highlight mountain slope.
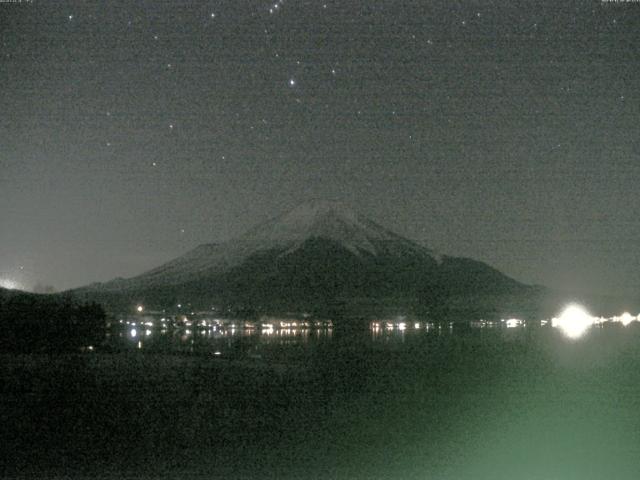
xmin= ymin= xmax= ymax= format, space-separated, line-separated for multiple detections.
xmin=90 ymin=201 xmax=434 ymax=290
xmin=73 ymin=201 xmax=528 ymax=314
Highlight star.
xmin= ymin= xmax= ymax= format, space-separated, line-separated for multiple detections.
xmin=210 ymin=13 xmax=216 ymax=18
xmin=289 ymin=78 xmax=296 ymax=87
xmin=68 ymin=14 xmax=74 ymax=21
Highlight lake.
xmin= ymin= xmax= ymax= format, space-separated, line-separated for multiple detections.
xmin=3 ymin=316 xmax=640 ymax=479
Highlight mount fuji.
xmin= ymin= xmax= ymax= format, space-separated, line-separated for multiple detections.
xmin=73 ymin=201 xmax=530 ymax=316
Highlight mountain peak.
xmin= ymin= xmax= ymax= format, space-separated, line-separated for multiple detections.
xmin=239 ymin=200 xmax=402 ymax=255
xmin=75 ymin=200 xmax=526 ymax=312
xmin=283 ymin=200 xmax=359 ymax=224
xmin=90 ymin=201 xmax=432 ymax=291
xmin=269 ymin=200 xmax=362 ymax=234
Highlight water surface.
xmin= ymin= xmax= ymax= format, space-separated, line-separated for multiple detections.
xmin=3 ymin=321 xmax=640 ymax=479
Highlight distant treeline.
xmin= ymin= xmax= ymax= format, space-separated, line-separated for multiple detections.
xmin=0 ymin=291 xmax=106 ymax=352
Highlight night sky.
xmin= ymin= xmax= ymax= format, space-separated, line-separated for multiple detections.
xmin=1 ymin=0 xmax=639 ymax=295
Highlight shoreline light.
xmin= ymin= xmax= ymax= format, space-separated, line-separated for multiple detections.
xmin=552 ymin=304 xmax=594 ymax=339
xmin=504 ymin=318 xmax=523 ymax=328
xmin=617 ymin=312 xmax=635 ymax=327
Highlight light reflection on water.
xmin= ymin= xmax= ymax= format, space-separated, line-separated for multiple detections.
xmin=111 ymin=320 xmax=334 ymax=358
xmin=103 ymin=313 xmax=640 ymax=480
xmin=106 ymin=306 xmax=640 ymax=359
xmin=15 ymin=309 xmax=640 ymax=480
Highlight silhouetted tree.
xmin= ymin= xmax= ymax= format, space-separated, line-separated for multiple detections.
xmin=0 ymin=293 xmax=106 ymax=352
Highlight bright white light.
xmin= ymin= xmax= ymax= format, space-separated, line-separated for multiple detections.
xmin=0 ymin=278 xmax=19 ymax=290
xmin=593 ymin=316 xmax=607 ymax=326
xmin=618 ymin=312 xmax=635 ymax=327
xmin=136 ymin=305 xmax=144 ymax=313
xmin=552 ymin=304 xmax=594 ymax=339
xmin=505 ymin=318 xmax=522 ymax=328
xmin=397 ymin=322 xmax=406 ymax=331
xmin=130 ymin=328 xmax=137 ymax=338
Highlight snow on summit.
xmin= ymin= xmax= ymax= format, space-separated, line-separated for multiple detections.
xmin=237 ymin=200 xmax=409 ymax=255
xmin=93 ymin=201 xmax=435 ymax=289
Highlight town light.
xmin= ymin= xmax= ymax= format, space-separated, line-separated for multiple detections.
xmin=552 ymin=304 xmax=594 ymax=339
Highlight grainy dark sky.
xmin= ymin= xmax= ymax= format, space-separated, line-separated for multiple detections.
xmin=1 ymin=0 xmax=639 ymax=295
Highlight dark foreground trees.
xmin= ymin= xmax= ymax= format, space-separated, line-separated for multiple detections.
xmin=0 ymin=292 xmax=105 ymax=352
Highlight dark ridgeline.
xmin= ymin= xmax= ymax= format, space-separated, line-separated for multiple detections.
xmin=0 ymin=287 xmax=106 ymax=352
xmin=70 ymin=200 xmax=545 ymax=319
